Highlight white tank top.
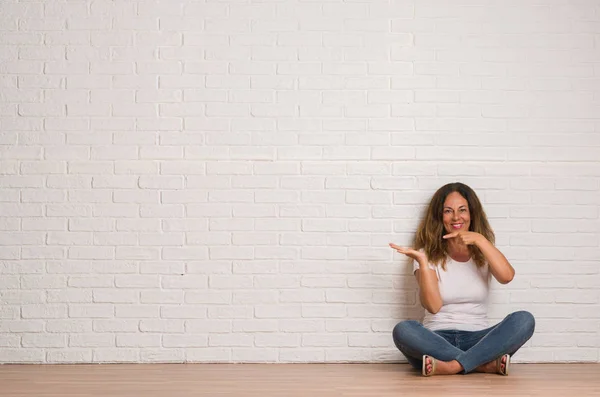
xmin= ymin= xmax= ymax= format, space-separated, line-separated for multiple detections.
xmin=413 ymin=256 xmax=491 ymax=331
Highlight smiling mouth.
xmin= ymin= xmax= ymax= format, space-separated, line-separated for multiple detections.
xmin=451 ymin=223 xmax=463 ymax=229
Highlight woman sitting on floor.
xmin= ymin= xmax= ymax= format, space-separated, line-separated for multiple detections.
xmin=389 ymin=182 xmax=535 ymax=376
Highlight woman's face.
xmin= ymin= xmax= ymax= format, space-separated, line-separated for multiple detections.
xmin=442 ymin=191 xmax=471 ymax=234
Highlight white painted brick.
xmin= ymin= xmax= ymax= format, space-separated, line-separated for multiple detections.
xmin=208 ymin=306 xmax=253 ymax=320
xmin=0 ymin=320 xmax=44 ymax=333
xmin=186 ymin=347 xmax=231 ymax=362
xmin=252 ymin=305 xmax=300 ymax=319
xmin=347 ymin=305 xmax=395 ymax=318
xmin=186 ymin=231 xmax=230 ymax=246
xmin=254 ymin=247 xmax=299 ymax=259
xmin=185 ymin=291 xmax=231 ymax=305
xmin=302 ymin=305 xmax=346 ymax=319
xmin=68 ymin=247 xmax=113 ymax=260
xmin=302 ymin=334 xmax=347 ymax=348
xmin=140 ymin=204 xmax=184 ymax=218
xmin=117 ymin=334 xmax=161 ymax=348
xmin=279 ymin=233 xmax=326 ymax=246
xmin=92 ymin=349 xmax=139 ymax=363
xmin=162 ymin=248 xmax=208 ymax=260
xmin=163 ymin=335 xmax=208 ymax=348
xmin=22 ymin=304 xmax=67 ymax=319
xmin=0 ymin=218 xmax=20 ymax=231
xmin=327 ymin=320 xmax=371 ymax=333
xmin=231 ymin=348 xmax=277 ymax=363
xmin=0 ymin=305 xmax=20 ymax=319
xmin=160 ymin=191 xmax=208 ymax=205
xmin=301 ymin=277 xmax=345 ymax=288
xmin=279 ymin=319 xmax=325 ymax=333
xmin=114 ymin=275 xmax=158 ymax=288
xmin=209 ymin=219 xmax=253 ymax=232
xmin=69 ymin=304 xmax=113 ymax=318
xmin=160 ymin=306 xmax=207 ymax=320
xmin=136 ymin=118 xmax=182 ymax=132
xmin=280 ymin=289 xmax=325 ymax=303
xmin=46 ymin=289 xmax=92 ymax=303
xmin=140 ymin=261 xmax=184 ymax=274
xmin=185 ymin=319 xmax=231 ymax=334
xmin=141 ymin=291 xmax=183 ymax=304
xmin=209 ymin=334 xmax=253 ymax=348
xmin=116 ymin=246 xmax=159 ymax=260
xmin=163 ymin=219 xmax=209 ymax=232
xmin=140 ymin=320 xmax=184 ymax=333
xmin=141 ymin=349 xmax=185 ymax=363
xmin=70 ymin=334 xmax=115 ymax=348
xmin=1 ymin=146 xmax=42 ymax=161
xmin=115 ymin=305 xmax=159 ymax=319
xmin=254 ymin=333 xmax=299 ymax=348
xmin=232 ymin=320 xmax=278 ymax=333
xmin=0 ymin=349 xmax=44 ymax=363
xmin=232 ymin=232 xmax=277 ymax=246
xmin=21 ymin=275 xmax=67 ymax=289
xmin=209 ymin=247 xmax=254 ymax=260
xmin=47 ymin=349 xmax=92 ymax=363
xmin=0 ymin=334 xmax=21 ymax=348
xmin=67 ymin=276 xmax=113 ymax=288
xmin=116 ymin=219 xmax=160 ymax=232
xmin=233 ymin=291 xmax=278 ymax=303
xmin=0 ymin=231 xmax=43 ymax=245
xmin=162 ymin=275 xmax=208 ymax=289
xmin=280 ymin=349 xmax=325 ymax=363
xmin=0 ymin=246 xmax=20 ymax=260
xmin=1 ymin=290 xmax=43 ymax=306
xmin=93 ymin=289 xmax=138 ymax=304
xmin=114 ymin=190 xmax=158 ymax=204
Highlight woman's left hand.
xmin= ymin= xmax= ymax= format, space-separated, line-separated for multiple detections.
xmin=442 ymin=231 xmax=484 ymax=246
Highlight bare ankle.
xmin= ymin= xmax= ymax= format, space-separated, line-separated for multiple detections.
xmin=475 ymin=361 xmax=491 ymax=373
xmin=449 ymin=360 xmax=463 ymax=374
xmin=475 ymin=360 xmax=498 ymax=373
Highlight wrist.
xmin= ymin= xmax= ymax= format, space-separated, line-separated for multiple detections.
xmin=474 ymin=233 xmax=487 ymax=247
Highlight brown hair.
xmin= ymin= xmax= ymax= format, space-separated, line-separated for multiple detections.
xmin=414 ymin=182 xmax=494 ymax=270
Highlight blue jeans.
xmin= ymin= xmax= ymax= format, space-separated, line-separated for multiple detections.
xmin=392 ymin=310 xmax=535 ymax=374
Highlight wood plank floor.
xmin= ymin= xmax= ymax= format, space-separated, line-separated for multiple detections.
xmin=1 ymin=364 xmax=599 ymax=397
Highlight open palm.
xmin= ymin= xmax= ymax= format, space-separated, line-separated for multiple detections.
xmin=389 ymin=243 xmax=427 ymax=263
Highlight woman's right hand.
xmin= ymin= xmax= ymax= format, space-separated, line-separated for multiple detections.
xmin=389 ymin=243 xmax=427 ymax=263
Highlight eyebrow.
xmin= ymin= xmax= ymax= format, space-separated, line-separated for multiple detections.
xmin=444 ymin=205 xmax=467 ymax=209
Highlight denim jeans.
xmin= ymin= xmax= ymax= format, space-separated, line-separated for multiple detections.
xmin=392 ymin=310 xmax=535 ymax=374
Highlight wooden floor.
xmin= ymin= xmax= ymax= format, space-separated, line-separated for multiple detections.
xmin=1 ymin=364 xmax=599 ymax=396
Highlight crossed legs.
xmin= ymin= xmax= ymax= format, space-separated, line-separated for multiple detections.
xmin=392 ymin=311 xmax=535 ymax=375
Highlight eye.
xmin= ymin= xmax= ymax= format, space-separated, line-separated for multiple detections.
xmin=460 ymin=208 xmax=467 ymax=212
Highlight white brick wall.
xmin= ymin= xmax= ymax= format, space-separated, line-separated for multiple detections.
xmin=0 ymin=0 xmax=599 ymax=364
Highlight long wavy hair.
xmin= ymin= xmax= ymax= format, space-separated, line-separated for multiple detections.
xmin=414 ymin=182 xmax=494 ymax=270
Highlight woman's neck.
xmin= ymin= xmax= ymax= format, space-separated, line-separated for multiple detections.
xmin=447 ymin=240 xmax=470 ymax=261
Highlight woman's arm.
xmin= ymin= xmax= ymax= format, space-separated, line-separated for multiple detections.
xmin=474 ymin=237 xmax=515 ymax=284
xmin=415 ymin=264 xmax=443 ymax=314
xmin=390 ymin=244 xmax=443 ymax=314
xmin=443 ymin=232 xmax=515 ymax=284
